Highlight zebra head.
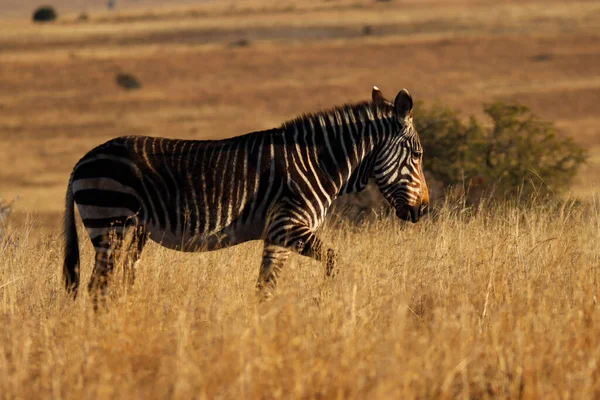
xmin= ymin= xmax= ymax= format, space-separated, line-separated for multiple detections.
xmin=372 ymin=87 xmax=429 ymax=223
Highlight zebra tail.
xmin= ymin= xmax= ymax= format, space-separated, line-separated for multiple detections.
xmin=63 ymin=172 xmax=80 ymax=298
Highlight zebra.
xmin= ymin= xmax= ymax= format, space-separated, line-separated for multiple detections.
xmin=63 ymin=86 xmax=429 ymax=303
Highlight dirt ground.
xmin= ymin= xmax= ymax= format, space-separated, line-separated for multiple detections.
xmin=0 ymin=0 xmax=599 ymax=230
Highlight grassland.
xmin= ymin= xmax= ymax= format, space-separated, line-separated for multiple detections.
xmin=1 ymin=0 xmax=600 ymax=398
xmin=2 ymin=199 xmax=600 ymax=398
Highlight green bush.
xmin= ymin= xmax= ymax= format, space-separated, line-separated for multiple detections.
xmin=330 ymin=101 xmax=586 ymax=224
xmin=32 ymin=6 xmax=58 ymax=23
xmin=0 ymin=197 xmax=15 ymax=241
xmin=116 ymin=73 xmax=142 ymax=90
xmin=415 ymin=102 xmax=587 ymax=199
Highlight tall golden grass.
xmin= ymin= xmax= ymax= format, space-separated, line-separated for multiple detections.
xmin=1 ymin=196 xmax=599 ymax=399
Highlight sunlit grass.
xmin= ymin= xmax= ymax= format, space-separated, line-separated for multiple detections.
xmin=1 ymin=198 xmax=600 ymax=398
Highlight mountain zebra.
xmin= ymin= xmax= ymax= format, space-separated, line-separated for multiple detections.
xmin=63 ymin=87 xmax=429 ymax=303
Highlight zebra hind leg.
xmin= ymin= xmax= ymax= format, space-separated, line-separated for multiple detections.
xmin=88 ymin=226 xmax=146 ymax=309
xmin=121 ymin=226 xmax=147 ymax=291
xmin=88 ymin=239 xmax=117 ymax=310
xmin=256 ymin=243 xmax=291 ymax=302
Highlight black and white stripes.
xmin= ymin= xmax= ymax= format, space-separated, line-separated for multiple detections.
xmin=63 ymin=87 xmax=428 ymax=302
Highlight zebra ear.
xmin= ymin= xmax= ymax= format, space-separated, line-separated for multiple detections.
xmin=372 ymin=86 xmax=387 ymax=105
xmin=394 ymin=89 xmax=413 ymax=119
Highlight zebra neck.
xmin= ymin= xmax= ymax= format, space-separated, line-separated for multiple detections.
xmin=280 ymin=103 xmax=395 ymax=199
xmin=336 ymin=119 xmax=391 ymax=196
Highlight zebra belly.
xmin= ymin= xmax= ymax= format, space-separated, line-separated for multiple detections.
xmin=146 ymin=218 xmax=266 ymax=253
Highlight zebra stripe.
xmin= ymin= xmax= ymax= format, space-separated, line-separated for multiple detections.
xmin=63 ymin=87 xmax=429 ymax=304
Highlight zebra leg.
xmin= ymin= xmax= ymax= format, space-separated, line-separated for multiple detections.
xmin=294 ymin=232 xmax=337 ymax=278
xmin=256 ymin=243 xmax=291 ymax=302
xmin=88 ymin=226 xmax=145 ymax=308
xmin=122 ymin=226 xmax=147 ymax=290
xmin=88 ymin=236 xmax=117 ymax=309
xmin=267 ymin=219 xmax=337 ymax=279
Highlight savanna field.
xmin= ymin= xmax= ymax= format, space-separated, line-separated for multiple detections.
xmin=1 ymin=0 xmax=600 ymax=398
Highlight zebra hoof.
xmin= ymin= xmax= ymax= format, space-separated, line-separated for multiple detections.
xmin=257 ymin=291 xmax=273 ymax=303
xmin=255 ymin=283 xmax=274 ymax=303
xmin=324 ymin=265 xmax=338 ymax=279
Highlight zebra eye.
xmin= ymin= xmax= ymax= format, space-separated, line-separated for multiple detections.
xmin=412 ymin=150 xmax=422 ymax=158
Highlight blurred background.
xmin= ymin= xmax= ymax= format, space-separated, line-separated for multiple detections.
xmin=0 ymin=0 xmax=598 ymax=232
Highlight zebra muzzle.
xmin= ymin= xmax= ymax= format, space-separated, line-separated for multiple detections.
xmin=396 ymin=204 xmax=421 ymax=223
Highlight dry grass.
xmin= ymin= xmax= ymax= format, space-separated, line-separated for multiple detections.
xmin=1 ymin=198 xmax=600 ymax=399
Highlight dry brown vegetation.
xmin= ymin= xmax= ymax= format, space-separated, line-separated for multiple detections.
xmin=2 ymin=199 xmax=600 ymax=398
xmin=1 ymin=0 xmax=600 ymax=398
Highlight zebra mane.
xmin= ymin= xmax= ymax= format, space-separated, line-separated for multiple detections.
xmin=280 ymin=101 xmax=396 ymax=130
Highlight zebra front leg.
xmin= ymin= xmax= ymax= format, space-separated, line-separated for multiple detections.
xmin=294 ymin=231 xmax=337 ymax=278
xmin=268 ymin=222 xmax=337 ymax=278
xmin=256 ymin=243 xmax=291 ymax=302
